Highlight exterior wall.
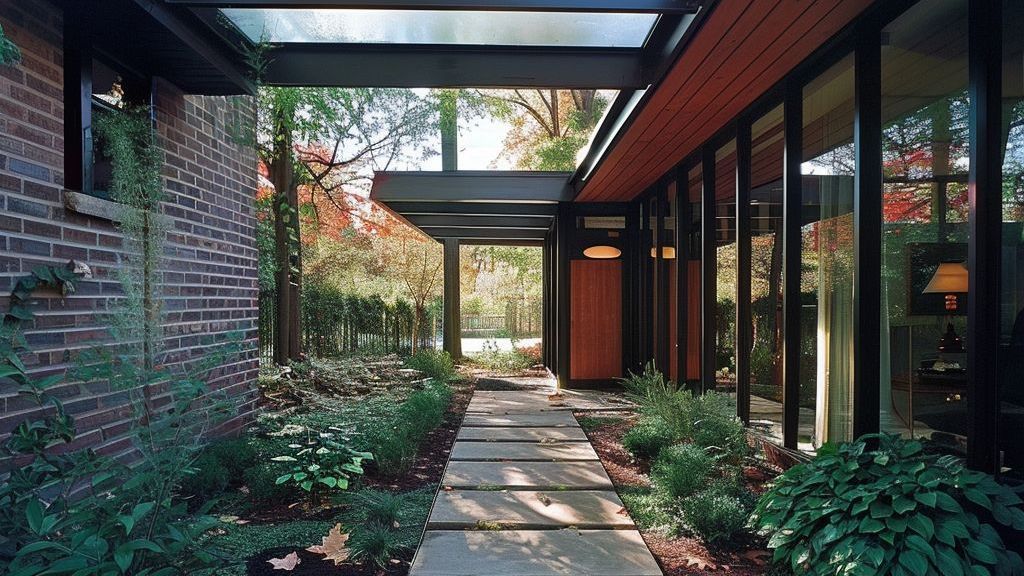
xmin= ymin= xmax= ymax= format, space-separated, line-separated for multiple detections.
xmin=0 ymin=1 xmax=259 ymax=461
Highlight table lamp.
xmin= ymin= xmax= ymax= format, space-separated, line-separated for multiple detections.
xmin=922 ymin=261 xmax=968 ymax=353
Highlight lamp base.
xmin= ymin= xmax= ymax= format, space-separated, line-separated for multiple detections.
xmin=938 ymin=321 xmax=964 ymax=353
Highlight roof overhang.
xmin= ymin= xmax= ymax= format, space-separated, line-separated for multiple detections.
xmin=371 ymin=171 xmax=570 ymax=244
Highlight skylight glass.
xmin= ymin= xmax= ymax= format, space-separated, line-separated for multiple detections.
xmin=220 ymin=8 xmax=658 ymax=48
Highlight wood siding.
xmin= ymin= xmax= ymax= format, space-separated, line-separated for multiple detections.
xmin=570 ymin=259 xmax=622 ymax=381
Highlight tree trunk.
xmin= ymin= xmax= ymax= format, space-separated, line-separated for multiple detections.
xmin=411 ymin=304 xmax=423 ymax=355
xmin=271 ymin=108 xmax=294 ymax=366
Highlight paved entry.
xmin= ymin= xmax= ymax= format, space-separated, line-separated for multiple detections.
xmin=409 ymin=383 xmax=662 ymax=576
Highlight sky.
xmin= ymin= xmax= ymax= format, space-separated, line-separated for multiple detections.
xmin=416 ymin=111 xmax=514 ymax=171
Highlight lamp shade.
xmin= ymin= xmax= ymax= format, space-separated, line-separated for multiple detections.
xmin=583 ymin=245 xmax=621 ymax=259
xmin=649 ymin=246 xmax=677 ymax=259
xmin=923 ymin=262 xmax=968 ymax=294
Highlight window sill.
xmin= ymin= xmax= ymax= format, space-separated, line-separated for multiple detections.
xmin=63 ymin=190 xmax=121 ymax=222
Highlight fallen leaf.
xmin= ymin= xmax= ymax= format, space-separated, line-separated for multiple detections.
xmin=307 ymin=523 xmax=351 ymax=566
xmin=392 ymin=520 xmax=400 ymax=529
xmin=537 ymin=494 xmax=552 ymax=506
xmin=443 ymin=485 xmax=454 ymax=491
xmin=740 ymin=550 xmax=770 ymax=566
xmin=547 ymin=394 xmax=565 ymax=401
xmin=616 ymin=507 xmax=628 ymax=516
xmin=685 ymin=555 xmax=717 ymax=571
xmin=267 ymin=551 xmax=301 ymax=571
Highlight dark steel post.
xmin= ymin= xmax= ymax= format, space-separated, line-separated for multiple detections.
xmin=442 ymin=238 xmax=462 ymax=359
xmin=701 ymin=146 xmax=717 ymax=394
xmin=556 ymin=202 xmax=572 ymax=389
xmin=736 ymin=119 xmax=752 ymax=424
xmin=782 ymin=81 xmax=803 ymax=449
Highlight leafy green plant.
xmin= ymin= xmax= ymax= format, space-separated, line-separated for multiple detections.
xmin=181 ymin=437 xmax=259 ymax=501
xmin=651 ymin=444 xmax=715 ymax=499
xmin=0 ymin=22 xmax=21 ymax=66
xmin=622 ymin=416 xmax=675 ymax=460
xmin=753 ymin=434 xmax=1024 ymax=576
xmin=681 ymin=489 xmax=750 ymax=544
xmin=272 ymin=436 xmax=372 ymax=504
xmin=405 ymin=349 xmax=457 ymax=382
xmin=347 ymin=522 xmax=419 ymax=568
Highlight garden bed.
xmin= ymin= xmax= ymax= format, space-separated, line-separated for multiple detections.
xmin=189 ymin=353 xmax=472 ymax=575
xmin=578 ymin=412 xmax=777 ymax=575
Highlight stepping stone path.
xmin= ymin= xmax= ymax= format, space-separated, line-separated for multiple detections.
xmin=410 ymin=387 xmax=662 ymax=576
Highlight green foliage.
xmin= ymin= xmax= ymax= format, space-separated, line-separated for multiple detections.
xmin=243 ymin=462 xmax=295 ymax=503
xmin=618 ymin=486 xmax=674 ymax=532
xmin=339 ymin=489 xmax=432 ymax=568
xmin=364 ymin=381 xmax=452 ymax=476
xmin=271 ymin=437 xmax=372 ymax=503
xmin=753 ymin=434 xmax=1024 ymax=576
xmin=0 ymin=22 xmax=20 ymax=66
xmin=622 ymin=416 xmax=675 ymax=461
xmin=204 ymin=518 xmax=337 ymax=576
xmin=651 ymin=444 xmax=715 ymax=499
xmin=299 ymin=282 xmax=419 ymax=357
xmin=468 ymin=341 xmax=535 ymax=373
xmin=681 ymin=489 xmax=750 ymax=544
xmin=181 ymin=438 xmax=259 ymax=502
xmin=405 ymin=349 xmax=457 ymax=382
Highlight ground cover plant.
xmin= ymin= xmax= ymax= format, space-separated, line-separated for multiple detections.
xmin=753 ymin=433 xmax=1024 ymax=576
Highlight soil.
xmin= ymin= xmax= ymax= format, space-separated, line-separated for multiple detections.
xmin=578 ymin=412 xmax=776 ymax=576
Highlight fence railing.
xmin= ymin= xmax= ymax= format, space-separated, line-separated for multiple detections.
xmin=461 ymin=298 xmax=542 ymax=339
xmin=259 ymin=287 xmax=439 ymax=363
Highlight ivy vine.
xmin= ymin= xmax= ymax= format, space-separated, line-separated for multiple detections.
xmin=0 ymin=23 xmax=20 ymax=67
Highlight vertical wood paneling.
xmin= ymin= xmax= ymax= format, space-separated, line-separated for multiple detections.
xmin=570 ymin=259 xmax=623 ymax=380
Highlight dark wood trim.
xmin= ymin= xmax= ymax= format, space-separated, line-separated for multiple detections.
xmin=701 ymin=145 xmax=717 ymax=394
xmin=852 ymin=23 xmax=882 ymax=439
xmin=781 ymin=79 xmax=802 ymax=449
xmin=735 ymin=117 xmax=752 ymax=424
xmin=967 ymin=0 xmax=1001 ymax=473
xmin=167 ymin=0 xmax=700 ymax=12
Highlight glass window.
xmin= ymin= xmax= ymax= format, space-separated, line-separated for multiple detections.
xmin=802 ymin=54 xmax=855 ymax=451
xmin=221 ymin=8 xmax=658 ymax=48
xmin=715 ymin=140 xmax=737 ymax=402
xmin=879 ymin=0 xmax=969 ymax=459
xmin=1000 ymin=0 xmax=1024 ymax=480
xmin=749 ymin=104 xmax=785 ymax=444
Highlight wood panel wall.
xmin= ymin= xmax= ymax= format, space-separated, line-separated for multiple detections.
xmin=570 ymin=259 xmax=623 ymax=381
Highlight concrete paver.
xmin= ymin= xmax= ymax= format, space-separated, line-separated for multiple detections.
xmin=426 ymin=490 xmax=634 ymax=529
xmin=451 ymin=441 xmax=598 ymax=461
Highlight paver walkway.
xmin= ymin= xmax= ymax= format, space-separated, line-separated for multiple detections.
xmin=409 ymin=380 xmax=662 ymax=576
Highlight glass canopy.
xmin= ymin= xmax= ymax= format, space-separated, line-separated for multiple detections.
xmin=220 ymin=8 xmax=658 ymax=48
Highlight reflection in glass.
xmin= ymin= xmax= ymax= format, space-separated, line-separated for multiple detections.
xmin=221 ymin=8 xmax=658 ymax=47
xmin=802 ymin=54 xmax=856 ymax=451
xmin=1000 ymin=0 xmax=1024 ymax=480
xmin=879 ymin=0 xmax=969 ymax=459
xmin=748 ymin=104 xmax=785 ymax=444
xmin=716 ymin=140 xmax=737 ymax=403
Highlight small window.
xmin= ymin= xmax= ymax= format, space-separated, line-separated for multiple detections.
xmin=88 ymin=58 xmax=150 ymax=200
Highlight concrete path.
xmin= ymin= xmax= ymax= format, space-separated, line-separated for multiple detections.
xmin=410 ymin=385 xmax=662 ymax=576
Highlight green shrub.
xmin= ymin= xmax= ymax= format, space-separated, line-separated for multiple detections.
xmin=406 ymin=349 xmax=457 ymax=382
xmin=681 ymin=489 xmax=750 ymax=544
xmin=341 ymin=489 xmax=433 ymax=568
xmin=364 ymin=382 xmax=451 ymax=476
xmin=622 ymin=416 xmax=676 ymax=460
xmin=243 ymin=462 xmax=293 ymax=502
xmin=689 ymin=395 xmax=749 ymax=464
xmin=182 ymin=437 xmax=259 ymax=500
xmin=651 ymin=444 xmax=714 ymax=499
xmin=753 ymin=434 xmax=1024 ymax=576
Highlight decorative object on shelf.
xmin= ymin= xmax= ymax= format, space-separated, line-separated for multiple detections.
xmin=922 ymin=261 xmax=968 ymax=353
xmin=583 ymin=245 xmax=621 ymax=259
xmin=649 ymin=246 xmax=677 ymax=259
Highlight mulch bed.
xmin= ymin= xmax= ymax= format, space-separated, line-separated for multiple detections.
xmin=247 ymin=547 xmax=411 ymax=576
xmin=579 ymin=412 xmax=775 ymax=576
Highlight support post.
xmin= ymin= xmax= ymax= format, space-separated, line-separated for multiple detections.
xmin=782 ymin=80 xmax=803 ymax=449
xmin=675 ymin=164 xmax=690 ymax=385
xmin=736 ymin=119 xmax=752 ymax=424
xmin=701 ymin=146 xmax=717 ymax=394
xmin=443 ymin=238 xmax=462 ymax=359
xmin=852 ymin=28 xmax=882 ymax=439
xmin=967 ymin=0 xmax=1001 ymax=473
xmin=556 ymin=202 xmax=571 ymax=389
xmin=655 ymin=183 xmax=670 ymax=369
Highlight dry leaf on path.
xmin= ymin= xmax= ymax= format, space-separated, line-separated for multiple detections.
xmin=537 ymin=494 xmax=552 ymax=506
xmin=267 ymin=551 xmax=301 ymax=571
xmin=307 ymin=523 xmax=351 ymax=566
xmin=685 ymin=555 xmax=717 ymax=571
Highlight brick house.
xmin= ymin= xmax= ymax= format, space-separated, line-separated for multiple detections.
xmin=0 ymin=0 xmax=259 ymax=460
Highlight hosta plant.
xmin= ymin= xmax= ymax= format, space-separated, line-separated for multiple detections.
xmin=274 ymin=434 xmax=372 ymax=504
xmin=752 ymin=433 xmax=1024 ymax=576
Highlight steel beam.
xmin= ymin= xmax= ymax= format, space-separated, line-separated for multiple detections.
xmin=264 ymin=45 xmax=645 ymax=89
xmin=169 ymin=0 xmax=699 ymax=12
xmin=420 ymin=227 xmax=548 ymax=240
xmin=384 ymin=201 xmax=559 ymax=217
xmin=404 ymin=215 xmax=554 ymax=229
xmin=371 ymin=171 xmax=574 ymax=203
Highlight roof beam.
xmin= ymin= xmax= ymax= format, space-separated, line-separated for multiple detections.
xmin=405 ymin=215 xmax=553 ymax=229
xmin=168 ymin=0 xmax=699 ymax=13
xmin=264 ymin=45 xmax=645 ymax=89
xmin=384 ymin=201 xmax=559 ymax=217
xmin=371 ymin=171 xmax=574 ymax=202
xmin=419 ymin=227 xmax=548 ymax=240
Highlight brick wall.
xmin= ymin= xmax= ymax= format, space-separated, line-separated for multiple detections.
xmin=0 ymin=1 xmax=259 ymax=461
